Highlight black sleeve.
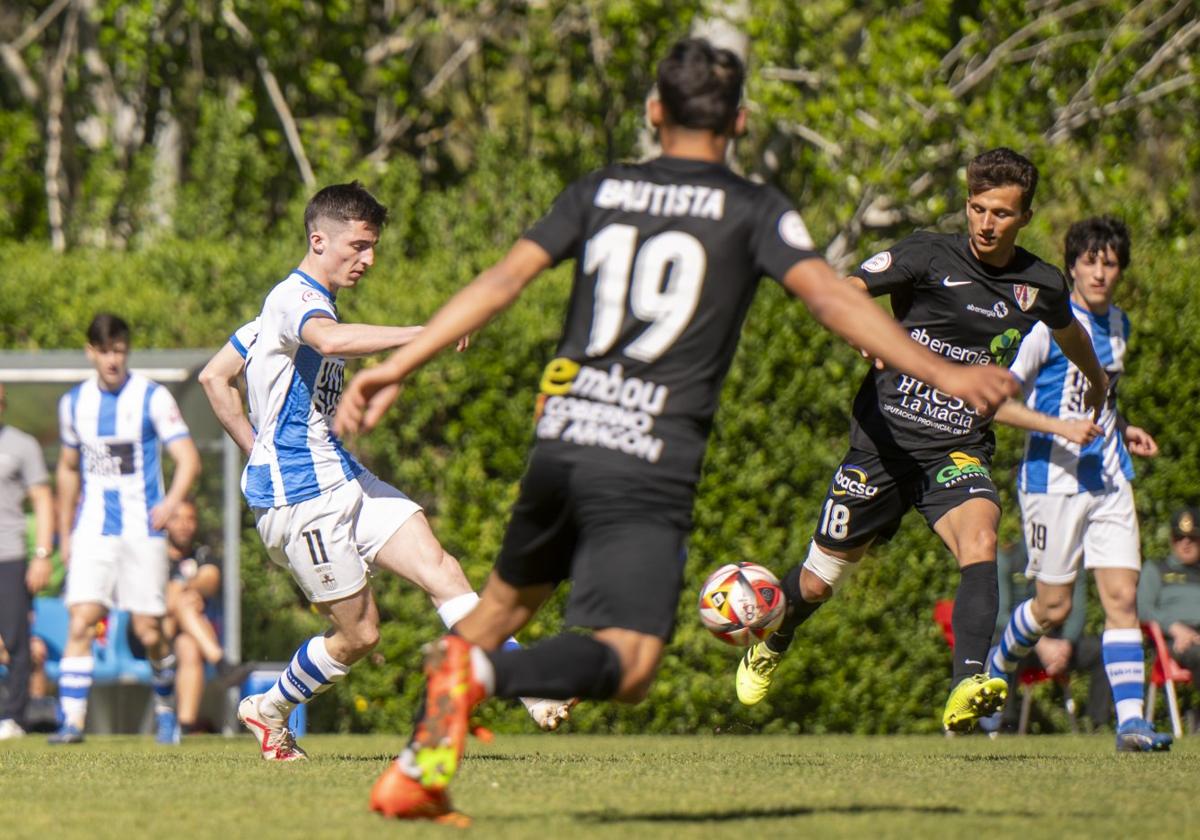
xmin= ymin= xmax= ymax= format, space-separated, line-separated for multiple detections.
xmin=1037 ymin=267 xmax=1074 ymax=330
xmin=522 ymin=176 xmax=595 ymax=266
xmin=751 ymin=188 xmax=822 ymax=283
xmin=850 ymin=231 xmax=934 ymax=296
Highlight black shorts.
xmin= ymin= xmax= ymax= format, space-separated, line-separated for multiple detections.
xmin=494 ymin=450 xmax=694 ymax=640
xmin=812 ymin=445 xmax=999 ymax=550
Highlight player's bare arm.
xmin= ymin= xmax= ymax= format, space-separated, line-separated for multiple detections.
xmin=26 ymin=481 xmax=55 ymax=592
xmin=300 ymin=316 xmax=425 ymax=358
xmin=993 ymin=398 xmax=1103 ymax=445
xmin=782 ymin=258 xmax=1018 ymax=414
xmin=150 ymin=436 xmax=201 ymax=531
xmin=199 ymin=341 xmax=256 ymax=456
xmin=336 ymin=239 xmax=551 ymax=435
xmin=55 ymin=445 xmax=81 ymax=566
xmin=1051 ymin=318 xmax=1108 ymax=419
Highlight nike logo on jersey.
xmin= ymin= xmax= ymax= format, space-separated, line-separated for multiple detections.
xmin=942 ymin=275 xmax=972 ymax=287
xmin=968 ymin=487 xmax=993 ymax=494
xmin=964 ymin=659 xmax=984 ymax=666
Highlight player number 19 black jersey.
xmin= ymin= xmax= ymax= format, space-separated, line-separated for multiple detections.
xmin=523 ymin=156 xmax=820 ymax=485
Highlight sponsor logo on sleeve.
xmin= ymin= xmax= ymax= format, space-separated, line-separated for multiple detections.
xmin=778 ymin=211 xmax=814 ymax=250
xmin=1013 ymin=283 xmax=1038 ymax=311
xmin=302 ymin=289 xmax=325 ymax=303
xmin=861 ymin=251 xmax=892 ymax=273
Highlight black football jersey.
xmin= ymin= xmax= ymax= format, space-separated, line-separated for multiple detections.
xmin=849 ymin=231 xmax=1073 ymax=457
xmin=523 ymin=156 xmax=820 ymax=485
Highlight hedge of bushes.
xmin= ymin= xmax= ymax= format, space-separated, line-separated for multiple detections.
xmin=4 ymin=167 xmax=1197 ymax=734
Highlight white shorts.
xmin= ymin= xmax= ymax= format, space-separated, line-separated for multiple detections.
xmin=1019 ymin=483 xmax=1141 ymax=584
xmin=65 ymin=535 xmax=169 ymax=615
xmin=253 ymin=470 xmax=422 ymax=603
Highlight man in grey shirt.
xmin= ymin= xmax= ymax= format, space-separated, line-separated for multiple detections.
xmin=0 ymin=383 xmax=55 ymax=738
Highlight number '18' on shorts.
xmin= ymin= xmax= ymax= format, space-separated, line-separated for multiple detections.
xmin=813 ymin=446 xmax=999 ymax=549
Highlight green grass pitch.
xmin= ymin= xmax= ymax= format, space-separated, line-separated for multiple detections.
xmin=3 ymin=733 xmax=1198 ymax=838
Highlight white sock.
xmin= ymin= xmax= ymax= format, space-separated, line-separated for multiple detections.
xmin=151 ymin=653 xmax=177 ymax=715
xmin=58 ymin=655 xmax=94 ymax=730
xmin=436 ymin=592 xmax=480 ymax=629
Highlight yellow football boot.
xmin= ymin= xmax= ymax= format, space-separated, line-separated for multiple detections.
xmin=735 ymin=642 xmax=782 ymax=706
xmin=943 ymin=674 xmax=1008 ymax=732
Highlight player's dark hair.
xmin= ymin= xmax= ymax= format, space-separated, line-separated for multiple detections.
xmin=655 ymin=38 xmax=744 ymax=134
xmin=966 ymin=147 xmax=1039 ymax=211
xmin=303 ymin=181 xmax=388 ymax=238
xmin=1064 ymin=215 xmax=1131 ymax=272
xmin=86 ymin=313 xmax=131 ymax=347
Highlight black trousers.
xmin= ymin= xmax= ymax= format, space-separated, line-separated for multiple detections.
xmin=0 ymin=559 xmax=32 ymax=725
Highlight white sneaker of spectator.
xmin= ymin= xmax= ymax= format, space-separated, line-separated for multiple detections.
xmin=0 ymin=718 xmax=26 ymax=739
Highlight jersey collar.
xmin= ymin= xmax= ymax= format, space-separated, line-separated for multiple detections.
xmin=1070 ymin=299 xmax=1111 ymax=320
xmin=294 ymin=269 xmax=336 ymax=301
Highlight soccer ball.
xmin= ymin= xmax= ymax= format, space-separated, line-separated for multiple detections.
xmin=697 ymin=562 xmax=786 ymax=646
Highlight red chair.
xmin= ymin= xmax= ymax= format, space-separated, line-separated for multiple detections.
xmin=1142 ymin=621 xmax=1193 ymax=738
xmin=933 ymin=599 xmax=1075 ymax=734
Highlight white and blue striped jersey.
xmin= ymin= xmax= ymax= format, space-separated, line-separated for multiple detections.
xmin=229 ymin=317 xmax=259 ymax=361
xmin=58 ymin=373 xmax=192 ymax=538
xmin=241 ymin=270 xmax=362 ymax=508
xmin=1011 ymin=301 xmax=1134 ymax=494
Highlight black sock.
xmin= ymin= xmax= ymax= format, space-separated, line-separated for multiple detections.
xmin=488 ymin=634 xmax=623 ymax=700
xmin=951 ymin=561 xmax=998 ymax=683
xmin=765 ymin=565 xmax=826 ymax=654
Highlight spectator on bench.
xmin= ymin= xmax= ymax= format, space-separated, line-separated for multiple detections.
xmin=163 ymin=499 xmax=224 ymax=734
xmin=1138 ymin=507 xmax=1200 ymax=689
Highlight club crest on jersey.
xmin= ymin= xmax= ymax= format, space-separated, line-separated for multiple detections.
xmin=778 ymin=211 xmax=814 ymax=250
xmin=1013 ymin=283 xmax=1038 ymax=311
xmin=861 ymin=251 xmax=892 ymax=273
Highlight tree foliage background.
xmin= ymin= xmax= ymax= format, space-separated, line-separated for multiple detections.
xmin=2 ymin=0 xmax=1197 ymax=733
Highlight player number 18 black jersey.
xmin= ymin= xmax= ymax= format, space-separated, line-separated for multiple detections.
xmin=849 ymin=231 xmax=1073 ymax=457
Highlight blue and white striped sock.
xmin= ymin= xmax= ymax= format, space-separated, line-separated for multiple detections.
xmin=58 ymin=655 xmax=94 ymax=730
xmin=261 ymin=636 xmax=350 ymax=720
xmin=150 ymin=653 xmax=177 ymax=715
xmin=989 ymin=599 xmax=1045 ymax=677
xmin=1102 ymin=627 xmax=1145 ymax=725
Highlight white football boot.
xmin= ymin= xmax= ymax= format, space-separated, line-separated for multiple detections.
xmin=521 ymin=697 xmax=577 ymax=731
xmin=237 ymin=694 xmax=307 ymax=761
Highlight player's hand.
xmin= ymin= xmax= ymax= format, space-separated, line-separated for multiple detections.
xmin=1056 ymin=418 xmax=1103 ymax=446
xmin=857 ymin=346 xmax=885 ymax=370
xmin=1035 ymin=636 xmax=1072 ymax=676
xmin=1169 ymin=623 xmax=1200 ymax=656
xmin=1082 ymin=372 xmax=1109 ymax=422
xmin=934 ymin=364 xmax=1019 ymax=415
xmin=26 ymin=556 xmax=52 ymax=593
xmin=150 ymin=499 xmax=177 ymax=531
xmin=336 ymin=369 xmax=402 ymax=436
xmin=1124 ymin=425 xmax=1158 ymax=458
xmin=456 ymin=334 xmax=470 ymax=352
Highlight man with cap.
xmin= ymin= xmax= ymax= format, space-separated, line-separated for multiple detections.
xmin=1138 ymin=506 xmax=1200 ymax=688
